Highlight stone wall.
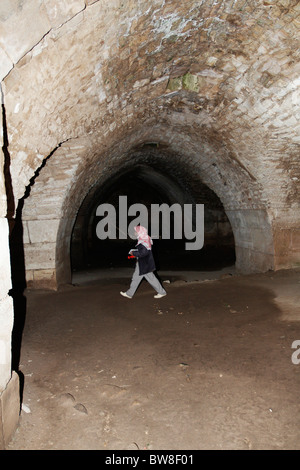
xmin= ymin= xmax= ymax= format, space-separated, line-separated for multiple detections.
xmin=0 ymin=95 xmax=19 ymax=448
xmin=0 ymin=0 xmax=299 ymax=286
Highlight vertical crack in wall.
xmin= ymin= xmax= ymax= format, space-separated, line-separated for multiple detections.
xmin=0 ymin=85 xmax=24 ymax=384
xmin=1 ymin=85 xmax=15 ymax=226
xmin=22 ymin=141 xmax=67 ymax=201
xmin=6 ymin=132 xmax=71 ymax=372
xmin=1 ymin=82 xmax=73 ymax=368
xmin=1 ymin=85 xmax=26 ymax=376
xmin=13 ymin=138 xmax=72 ymax=282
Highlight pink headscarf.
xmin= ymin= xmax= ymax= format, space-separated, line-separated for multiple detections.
xmin=134 ymin=225 xmax=152 ymax=250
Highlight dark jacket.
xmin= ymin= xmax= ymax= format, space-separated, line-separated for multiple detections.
xmin=131 ymin=243 xmax=156 ymax=275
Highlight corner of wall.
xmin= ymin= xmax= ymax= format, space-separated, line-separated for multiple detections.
xmin=0 ymin=371 xmax=20 ymax=449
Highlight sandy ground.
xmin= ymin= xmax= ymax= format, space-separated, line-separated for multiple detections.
xmin=7 ymin=267 xmax=300 ymax=451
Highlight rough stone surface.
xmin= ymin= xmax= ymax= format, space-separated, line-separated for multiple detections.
xmin=0 ymin=371 xmax=20 ymax=449
xmin=1 ymin=0 xmax=298 ymax=287
xmin=0 ymin=295 xmax=14 ymax=391
xmin=0 ymin=218 xmax=13 ymax=389
xmin=0 ymin=109 xmax=7 ymax=218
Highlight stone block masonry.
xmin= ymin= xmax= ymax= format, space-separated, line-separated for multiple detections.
xmin=0 ymin=372 xmax=20 ymax=449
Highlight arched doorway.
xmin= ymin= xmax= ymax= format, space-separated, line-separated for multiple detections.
xmin=70 ymin=162 xmax=235 ymax=279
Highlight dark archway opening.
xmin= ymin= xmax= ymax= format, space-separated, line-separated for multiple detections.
xmin=70 ymin=163 xmax=235 ymax=279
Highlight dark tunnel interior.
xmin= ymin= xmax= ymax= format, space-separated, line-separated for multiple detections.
xmin=70 ymin=160 xmax=236 ymax=275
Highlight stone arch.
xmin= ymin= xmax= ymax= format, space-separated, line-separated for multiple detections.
xmin=22 ymin=121 xmax=274 ymax=289
xmin=1 ymin=1 xmax=299 ymax=292
xmin=70 ymin=162 xmax=196 ymax=271
xmin=69 ymin=160 xmax=234 ymax=273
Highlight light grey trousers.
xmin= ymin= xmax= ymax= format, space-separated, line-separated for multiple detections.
xmin=126 ymin=263 xmax=167 ymax=297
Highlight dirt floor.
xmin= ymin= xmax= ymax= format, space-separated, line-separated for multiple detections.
xmin=6 ymin=267 xmax=300 ymax=450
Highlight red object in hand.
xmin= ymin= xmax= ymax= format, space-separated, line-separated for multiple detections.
xmin=128 ymin=254 xmax=135 ymax=259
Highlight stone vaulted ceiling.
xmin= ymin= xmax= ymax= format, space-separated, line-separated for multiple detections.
xmin=1 ymin=0 xmax=299 ymax=204
xmin=0 ymin=0 xmax=299 ymax=285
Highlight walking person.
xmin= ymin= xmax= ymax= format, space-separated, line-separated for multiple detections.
xmin=120 ymin=225 xmax=167 ymax=299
